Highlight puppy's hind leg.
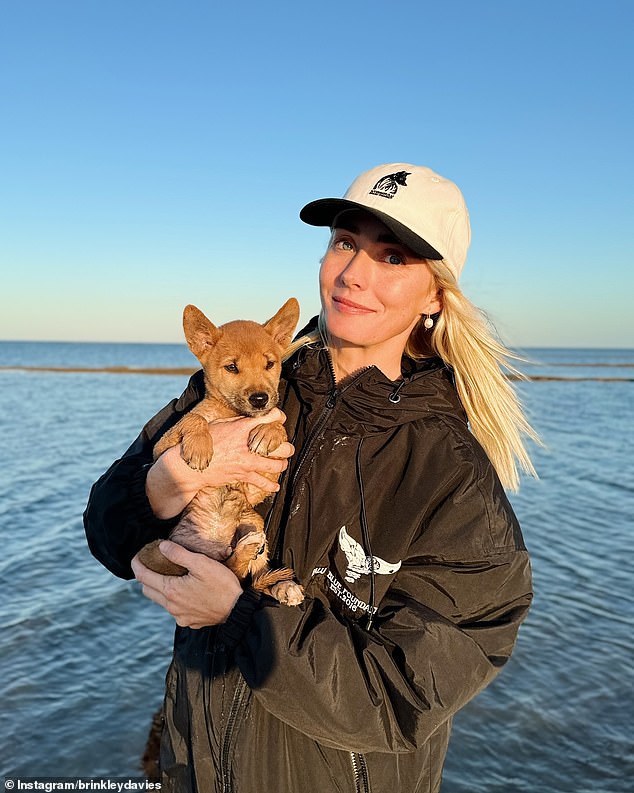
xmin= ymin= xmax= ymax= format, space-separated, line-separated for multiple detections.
xmin=251 ymin=567 xmax=305 ymax=606
xmin=225 ymin=523 xmax=268 ymax=581
xmin=137 ymin=540 xmax=188 ymax=576
xmin=233 ymin=504 xmax=305 ymax=606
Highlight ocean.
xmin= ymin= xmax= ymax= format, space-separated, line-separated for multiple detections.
xmin=1 ymin=342 xmax=632 ymax=791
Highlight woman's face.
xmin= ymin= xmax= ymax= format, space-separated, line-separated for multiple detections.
xmin=319 ymin=210 xmax=440 ymax=366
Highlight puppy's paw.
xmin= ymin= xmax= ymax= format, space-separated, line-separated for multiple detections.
xmin=270 ymin=580 xmax=305 ymax=606
xmin=181 ymin=432 xmax=214 ymax=471
xmin=248 ymin=423 xmax=287 ymax=456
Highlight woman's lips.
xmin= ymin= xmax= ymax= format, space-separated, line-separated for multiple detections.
xmin=332 ymin=296 xmax=375 ymax=314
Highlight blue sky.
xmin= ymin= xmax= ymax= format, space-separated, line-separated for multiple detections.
xmin=1 ymin=0 xmax=632 ymax=347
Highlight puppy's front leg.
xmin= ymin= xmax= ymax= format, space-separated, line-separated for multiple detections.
xmin=154 ymin=412 xmax=214 ymax=471
xmin=247 ymin=422 xmax=287 ymax=457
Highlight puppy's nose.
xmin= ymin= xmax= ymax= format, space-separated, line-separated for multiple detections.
xmin=249 ymin=392 xmax=269 ymax=409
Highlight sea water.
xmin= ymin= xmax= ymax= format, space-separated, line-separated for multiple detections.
xmin=1 ymin=343 xmax=632 ymax=791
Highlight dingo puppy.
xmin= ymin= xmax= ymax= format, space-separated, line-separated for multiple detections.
xmin=138 ymin=298 xmax=304 ymax=606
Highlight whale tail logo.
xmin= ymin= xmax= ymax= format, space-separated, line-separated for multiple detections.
xmin=338 ymin=526 xmax=402 ymax=583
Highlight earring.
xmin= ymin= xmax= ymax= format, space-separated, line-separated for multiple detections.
xmin=423 ymin=314 xmax=434 ymax=330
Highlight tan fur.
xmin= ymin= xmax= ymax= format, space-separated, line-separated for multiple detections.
xmin=137 ymin=298 xmax=304 ymax=606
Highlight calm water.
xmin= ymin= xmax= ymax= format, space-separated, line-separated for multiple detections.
xmin=1 ymin=343 xmax=633 ymax=791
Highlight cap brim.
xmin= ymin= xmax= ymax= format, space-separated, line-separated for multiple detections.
xmin=299 ymin=198 xmax=443 ymax=261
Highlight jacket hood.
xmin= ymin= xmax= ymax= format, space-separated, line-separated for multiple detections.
xmin=284 ymin=319 xmax=467 ymax=435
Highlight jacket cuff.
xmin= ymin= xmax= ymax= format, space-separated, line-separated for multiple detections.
xmin=219 ymin=588 xmax=264 ymax=650
xmin=128 ymin=463 xmax=182 ymax=535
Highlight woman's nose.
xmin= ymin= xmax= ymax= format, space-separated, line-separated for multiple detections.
xmin=338 ymin=249 xmax=370 ymax=289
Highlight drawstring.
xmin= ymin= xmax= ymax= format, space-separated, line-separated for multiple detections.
xmin=388 ymin=376 xmax=410 ymax=404
xmin=358 ymin=377 xmax=412 ymax=627
xmin=356 ymin=438 xmax=376 ymax=631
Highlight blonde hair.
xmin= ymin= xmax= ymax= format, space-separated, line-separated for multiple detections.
xmin=417 ymin=260 xmax=539 ymax=491
xmin=285 ymin=261 xmax=539 ymax=492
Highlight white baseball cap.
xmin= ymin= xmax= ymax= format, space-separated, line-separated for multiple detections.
xmin=300 ymin=163 xmax=471 ymax=280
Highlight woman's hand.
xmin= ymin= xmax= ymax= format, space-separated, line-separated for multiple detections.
xmin=146 ymin=408 xmax=294 ymax=519
xmin=131 ymin=541 xmax=243 ymax=628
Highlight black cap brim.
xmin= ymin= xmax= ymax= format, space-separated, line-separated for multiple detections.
xmin=299 ymin=198 xmax=443 ymax=261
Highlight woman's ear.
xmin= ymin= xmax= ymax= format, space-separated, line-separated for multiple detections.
xmin=423 ymin=289 xmax=442 ymax=316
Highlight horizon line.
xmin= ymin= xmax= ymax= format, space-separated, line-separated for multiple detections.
xmin=1 ymin=338 xmax=634 ymax=351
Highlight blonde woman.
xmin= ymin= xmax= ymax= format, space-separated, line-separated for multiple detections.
xmin=85 ymin=163 xmax=535 ymax=793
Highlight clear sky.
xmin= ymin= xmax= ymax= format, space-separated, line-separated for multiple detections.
xmin=1 ymin=0 xmax=632 ymax=348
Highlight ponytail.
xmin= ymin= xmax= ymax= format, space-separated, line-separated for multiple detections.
xmin=408 ymin=260 xmax=539 ymax=491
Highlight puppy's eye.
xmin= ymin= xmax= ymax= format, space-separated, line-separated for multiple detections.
xmin=265 ymin=360 xmax=275 ymax=370
xmin=224 ymin=363 xmax=239 ymax=373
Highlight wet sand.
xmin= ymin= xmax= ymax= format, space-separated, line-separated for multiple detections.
xmin=1 ymin=365 xmax=632 ymax=382
xmin=0 ymin=365 xmax=198 ymax=376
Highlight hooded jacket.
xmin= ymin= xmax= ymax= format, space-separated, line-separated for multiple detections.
xmin=84 ymin=336 xmax=532 ymax=793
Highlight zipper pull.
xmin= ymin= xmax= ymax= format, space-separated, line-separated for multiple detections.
xmin=326 ymin=390 xmax=337 ymax=409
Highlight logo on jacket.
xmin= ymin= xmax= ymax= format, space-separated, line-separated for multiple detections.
xmin=338 ymin=526 xmax=402 ymax=583
xmin=369 ymin=170 xmax=410 ymax=199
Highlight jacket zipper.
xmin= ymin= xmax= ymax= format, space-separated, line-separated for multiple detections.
xmin=266 ymin=346 xmax=336 ymax=558
xmin=269 ymin=390 xmax=337 ymax=561
xmin=290 ymin=352 xmax=372 ymax=494
xmin=219 ymin=676 xmax=249 ymax=793
xmin=271 ymin=356 xmax=372 ymax=560
xmin=289 ymin=386 xmax=337 ymax=491
xmin=350 ymin=751 xmax=371 ymax=793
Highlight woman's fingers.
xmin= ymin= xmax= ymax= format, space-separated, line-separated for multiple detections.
xmin=212 ymin=408 xmax=286 ymax=430
xmin=146 ymin=412 xmax=295 ymax=518
xmin=158 ymin=539 xmax=198 ymax=570
xmin=131 ymin=552 xmax=170 ymax=608
xmin=241 ymin=456 xmax=291 ymax=493
xmin=267 ymin=441 xmax=294 ymax=460
xmin=203 ymin=419 xmax=292 ymax=482
xmin=133 ymin=542 xmax=242 ymax=628
xmin=240 ymin=408 xmax=287 ymax=427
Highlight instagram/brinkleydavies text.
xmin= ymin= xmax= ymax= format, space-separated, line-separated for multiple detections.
xmin=5 ymin=780 xmax=160 ymax=792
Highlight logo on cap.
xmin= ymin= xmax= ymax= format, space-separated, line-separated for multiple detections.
xmin=369 ymin=170 xmax=410 ymax=199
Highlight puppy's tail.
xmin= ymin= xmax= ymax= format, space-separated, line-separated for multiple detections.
xmin=252 ymin=566 xmax=304 ymax=606
xmin=251 ymin=566 xmax=296 ymax=592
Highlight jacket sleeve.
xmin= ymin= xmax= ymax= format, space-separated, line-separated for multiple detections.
xmin=226 ymin=468 xmax=532 ymax=754
xmin=83 ymin=372 xmax=205 ymax=579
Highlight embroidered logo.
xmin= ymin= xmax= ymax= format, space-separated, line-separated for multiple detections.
xmin=338 ymin=526 xmax=402 ymax=583
xmin=369 ymin=170 xmax=411 ymax=199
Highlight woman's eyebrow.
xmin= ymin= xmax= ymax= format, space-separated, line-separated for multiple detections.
xmin=377 ymin=232 xmax=401 ymax=245
xmin=332 ymin=219 xmax=359 ymax=233
xmin=333 ymin=220 xmax=401 ymax=246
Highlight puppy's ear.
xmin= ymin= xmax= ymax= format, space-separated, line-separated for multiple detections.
xmin=183 ymin=305 xmax=221 ymax=360
xmin=263 ymin=298 xmax=300 ymax=350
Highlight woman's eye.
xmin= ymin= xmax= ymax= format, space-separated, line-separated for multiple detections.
xmin=335 ymin=239 xmax=354 ymax=251
xmin=224 ymin=363 xmax=239 ymax=373
xmin=265 ymin=360 xmax=275 ymax=370
xmin=386 ymin=253 xmax=405 ymax=265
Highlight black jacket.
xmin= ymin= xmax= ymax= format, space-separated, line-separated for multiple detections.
xmin=84 ymin=338 xmax=532 ymax=793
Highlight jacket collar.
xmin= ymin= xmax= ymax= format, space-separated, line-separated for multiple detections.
xmin=284 ymin=319 xmax=467 ymax=432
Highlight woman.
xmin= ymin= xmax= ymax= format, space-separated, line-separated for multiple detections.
xmin=84 ymin=163 xmax=535 ymax=793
